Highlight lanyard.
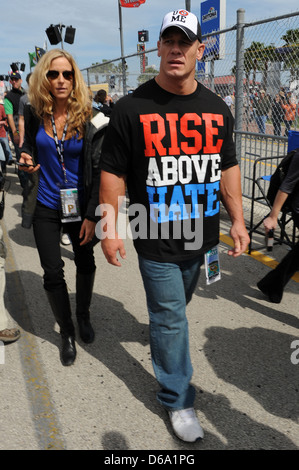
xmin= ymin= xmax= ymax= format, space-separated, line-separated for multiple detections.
xmin=51 ymin=114 xmax=69 ymax=183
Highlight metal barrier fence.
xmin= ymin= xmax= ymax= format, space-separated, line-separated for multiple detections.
xmin=81 ymin=9 xmax=299 ymax=204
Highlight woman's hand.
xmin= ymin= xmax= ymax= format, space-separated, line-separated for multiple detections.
xmin=19 ymin=153 xmax=40 ymax=173
xmin=263 ymin=189 xmax=289 ymax=234
xmin=79 ymin=219 xmax=96 ymax=245
xmin=263 ymin=215 xmax=278 ymax=234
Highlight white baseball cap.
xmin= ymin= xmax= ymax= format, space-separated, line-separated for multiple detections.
xmin=159 ymin=10 xmax=202 ymax=42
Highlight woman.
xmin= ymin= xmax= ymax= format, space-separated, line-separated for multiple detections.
xmin=257 ymin=148 xmax=299 ymax=303
xmin=93 ymin=89 xmax=114 ymax=117
xmin=20 ymin=49 xmax=107 ymax=366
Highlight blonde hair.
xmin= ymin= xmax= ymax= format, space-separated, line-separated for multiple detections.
xmin=28 ymin=49 xmax=92 ymax=137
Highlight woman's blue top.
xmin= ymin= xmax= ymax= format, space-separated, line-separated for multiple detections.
xmin=36 ymin=124 xmax=84 ymax=210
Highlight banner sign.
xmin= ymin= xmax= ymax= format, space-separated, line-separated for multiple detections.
xmin=35 ymin=47 xmax=46 ymax=61
xmin=28 ymin=52 xmax=37 ymax=68
xmin=120 ymin=0 xmax=146 ymax=7
xmin=200 ymin=0 xmax=226 ymax=60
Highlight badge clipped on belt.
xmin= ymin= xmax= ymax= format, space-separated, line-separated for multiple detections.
xmin=60 ymin=188 xmax=81 ymax=223
xmin=205 ymin=245 xmax=221 ymax=285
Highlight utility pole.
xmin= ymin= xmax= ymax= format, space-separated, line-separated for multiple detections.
xmin=185 ymin=0 xmax=191 ymax=10
xmin=118 ymin=1 xmax=127 ymax=96
xmin=59 ymin=24 xmax=65 ymax=50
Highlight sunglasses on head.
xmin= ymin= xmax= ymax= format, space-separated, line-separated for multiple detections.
xmin=46 ymin=70 xmax=74 ymax=80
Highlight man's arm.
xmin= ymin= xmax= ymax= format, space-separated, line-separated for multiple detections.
xmin=18 ymin=115 xmax=25 ymax=147
xmin=6 ymin=113 xmax=16 ymax=135
xmin=99 ymin=170 xmax=127 ymax=267
xmin=220 ymin=164 xmax=250 ymax=257
xmin=6 ymin=114 xmax=19 ymax=146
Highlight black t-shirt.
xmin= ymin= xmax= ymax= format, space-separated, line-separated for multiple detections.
xmin=280 ymin=149 xmax=299 ymax=217
xmin=100 ymin=79 xmax=238 ymax=262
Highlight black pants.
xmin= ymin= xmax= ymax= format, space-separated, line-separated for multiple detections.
xmin=258 ymin=213 xmax=299 ymax=301
xmin=33 ymin=201 xmax=98 ymax=291
xmin=272 ymin=119 xmax=281 ymax=136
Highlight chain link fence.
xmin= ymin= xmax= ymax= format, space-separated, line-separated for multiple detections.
xmin=81 ymin=9 xmax=299 ymax=228
xmin=81 ymin=10 xmax=298 ymax=135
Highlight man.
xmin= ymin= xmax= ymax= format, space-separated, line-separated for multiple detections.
xmin=99 ymin=10 xmax=249 ymax=442
xmin=4 ymin=72 xmax=26 ymax=187
xmin=254 ymin=89 xmax=270 ymax=134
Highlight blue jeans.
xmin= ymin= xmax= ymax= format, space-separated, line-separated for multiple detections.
xmin=0 ymin=137 xmax=13 ymax=162
xmin=255 ymin=115 xmax=267 ymax=134
xmin=138 ymin=254 xmax=203 ymax=410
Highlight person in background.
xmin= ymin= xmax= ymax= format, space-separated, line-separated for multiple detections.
xmin=271 ymin=93 xmax=284 ymax=136
xmin=99 ymin=10 xmax=249 ymax=443
xmin=93 ymin=89 xmax=114 ymax=116
xmin=18 ymin=73 xmax=32 ymax=147
xmin=224 ymin=94 xmax=233 ymax=109
xmin=20 ymin=49 xmax=107 ymax=366
xmin=4 ymin=72 xmax=27 ymax=187
xmin=0 ymin=100 xmax=13 ymax=170
xmin=257 ymin=148 xmax=299 ymax=303
xmin=281 ymin=91 xmax=296 ymax=136
xmin=254 ymin=89 xmax=270 ymax=134
xmin=0 ymin=222 xmax=21 ymax=343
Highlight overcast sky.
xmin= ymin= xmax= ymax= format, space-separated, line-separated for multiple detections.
xmin=1 ymin=0 xmax=298 ymax=77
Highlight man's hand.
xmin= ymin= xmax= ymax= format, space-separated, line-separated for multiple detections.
xmin=228 ymin=221 xmax=250 ymax=257
xmin=101 ymin=236 xmax=126 ymax=267
xmin=99 ymin=171 xmax=127 ymax=267
xmin=13 ymin=132 xmax=20 ymax=146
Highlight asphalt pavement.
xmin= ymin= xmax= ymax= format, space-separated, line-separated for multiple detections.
xmin=1 ymin=164 xmax=299 ymax=451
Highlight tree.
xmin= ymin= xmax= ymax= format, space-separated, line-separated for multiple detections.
xmin=91 ymin=60 xmax=116 ymax=83
xmin=281 ymin=29 xmax=299 ymax=82
xmin=90 ymin=59 xmax=129 ymax=91
xmin=244 ymin=42 xmax=266 ymax=89
xmin=137 ymin=66 xmax=158 ymax=85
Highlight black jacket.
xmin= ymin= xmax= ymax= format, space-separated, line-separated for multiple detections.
xmin=20 ymin=105 xmax=109 ymax=228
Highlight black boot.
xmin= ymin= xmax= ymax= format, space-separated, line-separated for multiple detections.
xmin=45 ymin=286 xmax=76 ymax=366
xmin=76 ymin=271 xmax=95 ymax=344
xmin=257 ymin=241 xmax=299 ymax=303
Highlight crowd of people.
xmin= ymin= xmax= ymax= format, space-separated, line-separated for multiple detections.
xmin=252 ymin=87 xmax=297 ymax=135
xmin=220 ymin=87 xmax=298 ymax=136
xmin=0 ymin=9 xmax=298 ymax=445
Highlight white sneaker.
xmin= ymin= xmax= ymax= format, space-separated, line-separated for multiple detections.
xmin=168 ymin=407 xmax=204 ymax=442
xmin=61 ymin=233 xmax=71 ymax=246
